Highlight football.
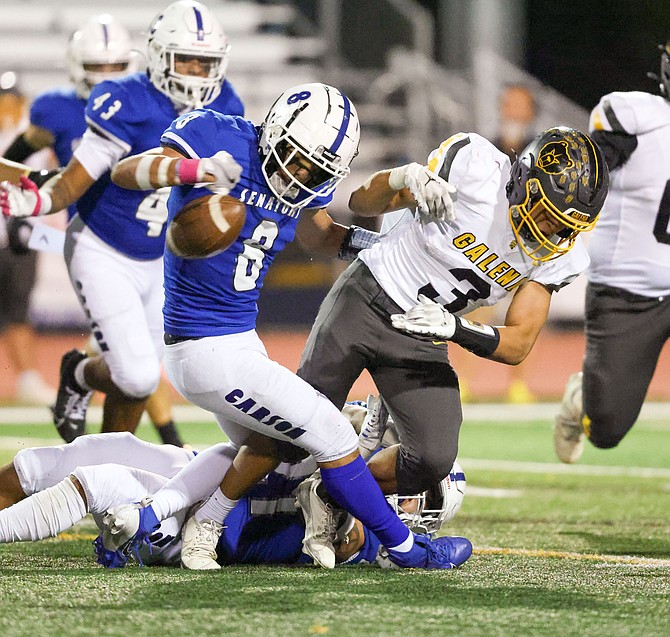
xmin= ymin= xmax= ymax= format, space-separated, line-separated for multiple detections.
xmin=166 ymin=194 xmax=246 ymax=259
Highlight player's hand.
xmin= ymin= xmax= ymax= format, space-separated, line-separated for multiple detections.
xmin=388 ymin=162 xmax=457 ymax=223
xmin=0 ymin=176 xmax=49 ymax=217
xmin=197 ymin=151 xmax=243 ymax=194
xmin=390 ymin=294 xmax=456 ymax=339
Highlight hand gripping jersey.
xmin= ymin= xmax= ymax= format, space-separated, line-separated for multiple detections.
xmin=161 ymin=109 xmax=332 ymax=336
xmin=588 ymin=91 xmax=670 ymax=298
xmin=77 ymin=72 xmax=244 ymax=260
xmin=29 ymin=87 xmax=86 ymax=218
xmin=361 ymin=133 xmax=590 ymax=315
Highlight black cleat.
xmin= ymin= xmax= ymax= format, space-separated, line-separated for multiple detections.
xmin=50 ymin=349 xmax=93 ymax=443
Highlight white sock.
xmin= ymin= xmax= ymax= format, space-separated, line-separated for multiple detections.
xmin=150 ymin=442 xmax=236 ymax=520
xmin=194 ymin=487 xmax=238 ymax=524
xmin=0 ymin=477 xmax=86 ymax=542
xmin=74 ymin=360 xmax=92 ymax=392
xmin=388 ymin=531 xmax=414 ymax=553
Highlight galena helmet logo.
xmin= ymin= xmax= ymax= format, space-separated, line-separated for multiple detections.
xmin=537 ymin=141 xmax=574 ymax=175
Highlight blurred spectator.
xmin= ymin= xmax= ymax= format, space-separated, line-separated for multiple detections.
xmin=0 ymin=79 xmax=57 ymax=405
xmin=493 ymin=83 xmax=537 ymax=160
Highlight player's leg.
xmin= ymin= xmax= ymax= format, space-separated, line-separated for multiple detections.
xmin=555 ymin=283 xmax=668 ymax=462
xmin=62 ymin=221 xmax=162 ymax=434
xmin=369 ymin=363 xmax=462 ymax=494
xmin=5 ymin=432 xmax=193 ymax=509
xmin=297 ymin=260 xmax=370 ymax=409
xmin=582 ymin=284 xmax=669 ymax=448
xmin=147 ymin=376 xmax=185 ymax=446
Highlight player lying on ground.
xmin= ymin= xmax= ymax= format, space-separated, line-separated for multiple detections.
xmin=0 ymin=421 xmax=465 ymax=568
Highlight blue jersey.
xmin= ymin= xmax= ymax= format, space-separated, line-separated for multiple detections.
xmin=77 ymin=73 xmax=244 ymax=260
xmin=161 ymin=110 xmax=332 ymax=336
xmin=217 ymin=465 xmax=382 ymax=566
xmin=29 ymin=87 xmax=86 ymax=218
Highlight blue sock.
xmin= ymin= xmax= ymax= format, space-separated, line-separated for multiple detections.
xmin=320 ymin=455 xmax=410 ymax=549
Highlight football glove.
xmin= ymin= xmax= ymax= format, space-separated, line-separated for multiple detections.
xmin=178 ymin=151 xmax=242 ymax=194
xmin=388 ymin=162 xmax=457 ymax=223
xmin=390 ymin=294 xmax=456 ymax=339
xmin=0 ymin=176 xmax=52 ymax=217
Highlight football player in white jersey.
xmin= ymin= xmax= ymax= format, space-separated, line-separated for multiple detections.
xmin=0 ymin=2 xmax=243 ymax=439
xmin=554 ymin=44 xmax=670 ymax=463
xmin=298 ymin=126 xmax=609 ymax=495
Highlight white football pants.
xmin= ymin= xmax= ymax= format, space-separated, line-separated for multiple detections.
xmin=163 ymin=331 xmax=359 ymax=463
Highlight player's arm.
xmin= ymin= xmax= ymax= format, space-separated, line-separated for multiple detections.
xmin=492 ymin=281 xmax=551 ymax=364
xmin=589 ymin=130 xmax=637 ymax=170
xmin=349 ymin=169 xmax=415 ymax=216
xmin=3 ymin=124 xmax=56 ymax=164
xmin=0 ymin=158 xmax=59 ymax=187
xmin=0 ymin=126 xmax=129 ymax=217
xmin=296 ymin=207 xmax=379 ymax=260
xmin=391 ymin=281 xmax=551 ymax=365
xmin=349 ymin=164 xmax=457 ymax=222
xmin=111 ymin=146 xmax=241 ymax=192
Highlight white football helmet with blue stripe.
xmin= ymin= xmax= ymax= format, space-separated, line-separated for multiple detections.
xmin=147 ymin=0 xmax=230 ymax=110
xmin=386 ymin=461 xmax=467 ymax=534
xmin=67 ymin=14 xmax=135 ymax=99
xmin=259 ymin=83 xmax=360 ymax=207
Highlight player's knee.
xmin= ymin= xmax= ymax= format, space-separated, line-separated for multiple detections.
xmin=588 ymin=426 xmax=623 ymax=449
xmin=396 ymin=448 xmax=454 ymax=494
xmin=112 ymin=364 xmax=160 ymax=399
xmin=585 ymin=411 xmax=631 ymax=449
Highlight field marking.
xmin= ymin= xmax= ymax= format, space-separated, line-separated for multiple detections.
xmin=466 ymin=486 xmax=523 ymax=498
xmin=460 ymin=457 xmax=670 ymax=479
xmin=1 ymin=402 xmax=670 ymax=425
xmin=476 ymin=546 xmax=670 ymax=567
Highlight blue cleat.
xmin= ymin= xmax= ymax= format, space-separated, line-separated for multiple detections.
xmin=101 ymin=498 xmax=160 ymax=565
xmin=93 ymin=534 xmax=129 ymax=568
xmin=387 ymin=533 xmax=473 ymax=569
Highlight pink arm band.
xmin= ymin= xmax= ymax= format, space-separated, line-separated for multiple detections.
xmin=177 ymin=159 xmax=201 ymax=184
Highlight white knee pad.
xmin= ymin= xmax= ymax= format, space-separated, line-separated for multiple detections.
xmin=307 ymin=396 xmax=359 ymax=464
xmin=111 ymin=361 xmax=161 ymax=399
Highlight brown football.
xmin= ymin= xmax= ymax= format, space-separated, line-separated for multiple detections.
xmin=166 ymin=194 xmax=246 ymax=259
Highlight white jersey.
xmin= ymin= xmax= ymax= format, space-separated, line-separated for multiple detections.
xmin=361 ymin=133 xmax=589 ymax=315
xmin=588 ymin=91 xmax=670 ymax=298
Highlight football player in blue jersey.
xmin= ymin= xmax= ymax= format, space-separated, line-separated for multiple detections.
xmin=0 ymin=1 xmax=244 ymax=443
xmin=99 ymin=82 xmax=473 ymax=572
xmin=0 ymin=413 xmax=465 ymax=568
xmin=2 ymin=15 xmax=187 ymax=447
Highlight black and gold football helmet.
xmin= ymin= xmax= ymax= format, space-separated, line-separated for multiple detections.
xmin=506 ymin=126 xmax=609 ymax=263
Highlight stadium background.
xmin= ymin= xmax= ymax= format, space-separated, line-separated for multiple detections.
xmin=1 ymin=0 xmax=669 ymax=401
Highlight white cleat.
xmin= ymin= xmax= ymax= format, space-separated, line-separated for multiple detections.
xmin=102 ymin=502 xmax=141 ymax=551
xmin=554 ymin=371 xmax=585 ymax=464
xmin=295 ymin=472 xmax=336 ymax=569
xmin=180 ymin=514 xmax=223 ymax=570
xmin=358 ymin=394 xmax=390 ymax=460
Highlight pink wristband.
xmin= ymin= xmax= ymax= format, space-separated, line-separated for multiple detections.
xmin=177 ymin=159 xmax=201 ymax=184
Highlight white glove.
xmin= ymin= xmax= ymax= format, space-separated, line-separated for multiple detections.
xmin=388 ymin=162 xmax=457 ymax=223
xmin=390 ymin=294 xmax=456 ymax=339
xmin=0 ymin=176 xmax=52 ymax=218
xmin=197 ymin=150 xmax=243 ymax=194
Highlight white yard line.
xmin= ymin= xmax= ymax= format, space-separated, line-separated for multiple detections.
xmin=1 ymin=401 xmax=669 ymax=425
xmin=475 ymin=546 xmax=670 ymax=567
